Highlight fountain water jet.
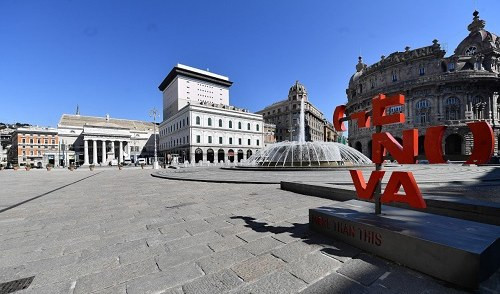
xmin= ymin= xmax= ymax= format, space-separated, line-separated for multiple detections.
xmin=245 ymin=95 xmax=372 ymax=167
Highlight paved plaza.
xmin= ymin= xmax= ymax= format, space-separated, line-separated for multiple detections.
xmin=0 ymin=167 xmax=498 ymax=293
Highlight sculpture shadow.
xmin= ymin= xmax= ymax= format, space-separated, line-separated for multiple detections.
xmin=230 ymin=212 xmax=362 ymax=261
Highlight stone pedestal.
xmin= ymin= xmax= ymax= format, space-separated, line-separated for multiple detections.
xmin=309 ymin=200 xmax=500 ymax=289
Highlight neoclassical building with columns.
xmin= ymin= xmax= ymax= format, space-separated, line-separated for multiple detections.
xmin=57 ymin=114 xmax=157 ymax=166
xmin=346 ymin=11 xmax=500 ymax=161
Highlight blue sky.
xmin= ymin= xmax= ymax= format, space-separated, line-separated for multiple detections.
xmin=1 ymin=0 xmax=499 ymax=127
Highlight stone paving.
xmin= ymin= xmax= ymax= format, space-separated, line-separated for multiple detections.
xmin=0 ymin=167 xmax=497 ymax=293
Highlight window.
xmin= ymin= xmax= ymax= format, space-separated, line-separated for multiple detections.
xmin=187 ymin=117 xmax=189 ymax=125
xmin=247 ymin=123 xmax=250 ymax=130
xmin=30 ymin=139 xmax=33 ymax=144
xmin=445 ymin=97 xmax=460 ymax=120
xmin=448 ymin=62 xmax=455 ymax=71
xmin=238 ymin=138 xmax=242 ymax=145
xmin=208 ymin=136 xmax=212 ymax=143
xmin=256 ymin=124 xmax=259 ymax=131
xmin=247 ymin=139 xmax=251 ymax=145
xmin=208 ymin=118 xmax=212 ymax=126
xmin=22 ymin=138 xmax=25 ymax=143
xmin=229 ymin=138 xmax=233 ymax=144
xmin=419 ymin=67 xmax=425 ymax=76
xmin=196 ymin=135 xmax=201 ymax=143
xmin=415 ymin=99 xmax=431 ymax=124
xmin=218 ymin=119 xmax=223 ymax=127
xmin=257 ymin=139 xmax=260 ymax=146
xmin=392 ymin=71 xmax=398 ymax=82
xmin=196 ymin=116 xmax=200 ymax=125
xmin=465 ymin=46 xmax=477 ymax=56
xmin=229 ymin=121 xmax=233 ymax=128
xmin=386 ymin=105 xmax=402 ymax=115
xmin=238 ymin=122 xmax=242 ymax=129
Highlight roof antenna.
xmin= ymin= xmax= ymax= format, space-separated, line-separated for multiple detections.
xmin=76 ymin=104 xmax=80 ymax=115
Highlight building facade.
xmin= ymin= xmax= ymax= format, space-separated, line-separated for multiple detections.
xmin=263 ymin=123 xmax=277 ymax=146
xmin=257 ymin=81 xmax=338 ymax=142
xmin=57 ymin=114 xmax=157 ymax=166
xmin=159 ymin=64 xmax=232 ymax=119
xmin=158 ymin=64 xmax=264 ymax=163
xmin=0 ymin=127 xmax=13 ymax=166
xmin=159 ymin=103 xmax=263 ymax=163
xmin=323 ymin=121 xmax=339 ymax=142
xmin=346 ymin=11 xmax=500 ymax=160
xmin=8 ymin=126 xmax=59 ymax=167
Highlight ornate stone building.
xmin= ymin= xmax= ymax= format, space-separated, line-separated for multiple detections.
xmin=346 ymin=11 xmax=500 ymax=161
xmin=257 ymin=81 xmax=336 ymax=142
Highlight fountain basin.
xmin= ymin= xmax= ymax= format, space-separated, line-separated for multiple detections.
xmin=245 ymin=141 xmax=372 ymax=168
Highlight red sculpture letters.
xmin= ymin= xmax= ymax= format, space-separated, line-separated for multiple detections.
xmin=334 ymin=93 xmax=495 ymax=210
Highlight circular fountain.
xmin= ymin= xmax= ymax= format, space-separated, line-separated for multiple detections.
xmin=243 ymin=96 xmax=372 ymax=168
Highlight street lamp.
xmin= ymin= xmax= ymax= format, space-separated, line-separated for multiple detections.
xmin=149 ymin=108 xmax=159 ymax=169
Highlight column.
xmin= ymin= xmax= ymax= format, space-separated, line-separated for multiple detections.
xmin=83 ymin=139 xmax=89 ymax=165
xmin=102 ymin=140 xmax=106 ymax=164
xmin=126 ymin=142 xmax=130 ymax=160
xmin=111 ymin=141 xmax=115 ymax=159
xmin=119 ymin=141 xmax=123 ymax=164
xmin=92 ymin=140 xmax=98 ymax=164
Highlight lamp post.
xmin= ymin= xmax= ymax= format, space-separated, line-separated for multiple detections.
xmin=149 ymin=108 xmax=159 ymax=169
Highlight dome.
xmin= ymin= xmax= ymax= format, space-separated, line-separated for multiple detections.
xmin=454 ymin=11 xmax=499 ymax=56
xmin=245 ymin=141 xmax=372 ymax=167
xmin=289 ymin=80 xmax=307 ymax=96
xmin=348 ymin=56 xmax=366 ymax=89
xmin=349 ymin=71 xmax=363 ymax=88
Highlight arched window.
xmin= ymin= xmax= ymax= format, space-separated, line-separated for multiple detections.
xmin=208 ymin=118 xmax=212 ymax=126
xmin=229 ymin=121 xmax=233 ymax=128
xmin=218 ymin=119 xmax=223 ymax=127
xmin=256 ymin=124 xmax=260 ymax=131
xmin=238 ymin=122 xmax=242 ymax=129
xmin=445 ymin=97 xmax=460 ymax=120
xmin=196 ymin=116 xmax=200 ymax=125
xmin=247 ymin=123 xmax=251 ymax=130
xmin=415 ymin=99 xmax=431 ymax=125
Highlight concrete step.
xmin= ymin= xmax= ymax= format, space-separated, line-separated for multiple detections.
xmin=309 ymin=200 xmax=500 ymax=289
